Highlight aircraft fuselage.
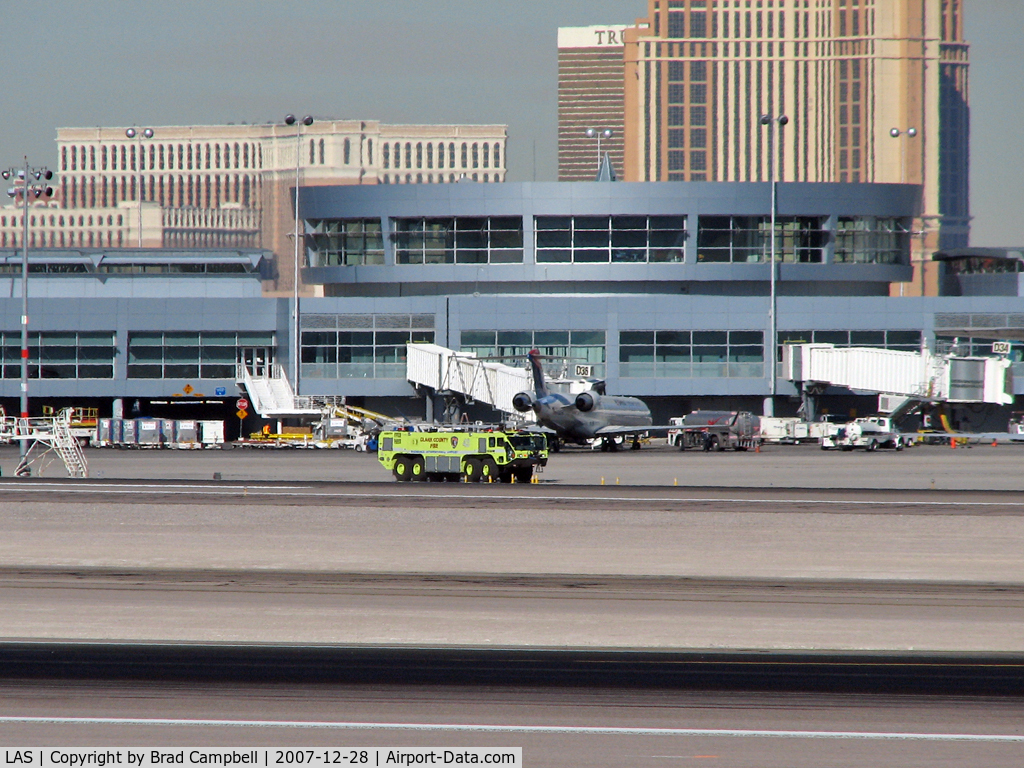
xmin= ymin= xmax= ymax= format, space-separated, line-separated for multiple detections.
xmin=533 ymin=392 xmax=652 ymax=443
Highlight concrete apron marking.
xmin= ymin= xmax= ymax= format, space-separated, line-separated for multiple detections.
xmin=0 ymin=482 xmax=1022 ymax=508
xmin=0 ymin=716 xmax=1021 ymax=741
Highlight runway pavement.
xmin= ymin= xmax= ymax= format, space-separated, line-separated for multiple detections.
xmin=0 ymin=479 xmax=1021 ymax=650
xmin=0 ymin=679 xmax=1021 ymax=767
xmin=4 ymin=440 xmax=1024 ymax=490
xmin=0 ymin=452 xmax=1021 ymax=765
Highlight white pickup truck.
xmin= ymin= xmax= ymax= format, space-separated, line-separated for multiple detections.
xmin=820 ymin=416 xmax=906 ymax=451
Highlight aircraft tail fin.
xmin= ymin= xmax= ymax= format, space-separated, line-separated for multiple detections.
xmin=527 ymin=348 xmax=548 ymax=398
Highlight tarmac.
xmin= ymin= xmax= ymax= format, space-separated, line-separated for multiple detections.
xmin=2 ymin=439 xmax=1022 ymax=490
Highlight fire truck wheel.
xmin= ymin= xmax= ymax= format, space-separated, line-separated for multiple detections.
xmin=710 ymin=435 xmax=722 ymax=451
xmin=480 ymin=458 xmax=498 ymax=481
xmin=465 ymin=458 xmax=483 ymax=482
xmin=410 ymin=457 xmax=426 ymax=480
xmin=394 ymin=456 xmax=413 ymax=481
xmin=514 ymin=467 xmax=533 ymax=484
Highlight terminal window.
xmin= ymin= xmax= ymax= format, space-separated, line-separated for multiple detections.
xmin=697 ymin=216 xmax=826 ymax=263
xmin=535 ymin=216 xmax=686 ymax=264
xmin=833 ymin=217 xmax=909 ymax=264
xmin=1 ymin=331 xmax=115 ymax=379
xmin=460 ymin=330 xmax=606 ymax=379
xmin=128 ymin=331 xmax=274 ymax=379
xmin=307 ymin=219 xmax=385 ymax=266
xmin=394 ymin=217 xmax=523 ymax=264
xmin=778 ymin=330 xmax=922 ymax=353
xmin=301 ymin=313 xmax=435 ymax=380
xmin=619 ymin=330 xmax=763 ymax=378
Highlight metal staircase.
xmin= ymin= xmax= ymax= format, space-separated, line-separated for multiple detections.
xmin=4 ymin=408 xmax=89 ymax=478
xmin=237 ymin=362 xmax=320 ymax=417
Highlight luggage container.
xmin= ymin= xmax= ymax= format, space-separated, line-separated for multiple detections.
xmin=136 ymin=419 xmax=162 ymax=446
xmin=199 ymin=420 xmax=225 ymax=445
xmin=95 ymin=418 xmax=114 ymax=446
xmin=158 ymin=419 xmax=177 ymax=444
xmin=120 ymin=419 xmax=138 ymax=446
xmin=175 ymin=420 xmax=200 ymax=446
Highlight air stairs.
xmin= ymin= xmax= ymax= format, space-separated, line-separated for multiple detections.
xmin=237 ymin=362 xmax=321 ymax=418
xmin=0 ymin=408 xmax=89 ymax=477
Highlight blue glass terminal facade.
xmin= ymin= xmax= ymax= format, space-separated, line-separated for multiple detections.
xmin=0 ymin=182 xmax=1021 ymax=428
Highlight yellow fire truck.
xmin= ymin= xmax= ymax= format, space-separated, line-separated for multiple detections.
xmin=377 ymin=429 xmax=548 ymax=483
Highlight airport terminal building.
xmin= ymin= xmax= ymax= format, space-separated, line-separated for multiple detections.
xmin=0 ymin=180 xmax=1021 ymax=431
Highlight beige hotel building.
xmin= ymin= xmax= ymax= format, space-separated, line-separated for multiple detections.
xmin=557 ymin=0 xmax=967 ymax=295
xmin=1 ymin=121 xmax=508 ymax=295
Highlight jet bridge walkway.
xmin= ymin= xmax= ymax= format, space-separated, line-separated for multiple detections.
xmin=781 ymin=344 xmax=1013 ymax=413
xmin=406 ymin=343 xmax=535 ymax=417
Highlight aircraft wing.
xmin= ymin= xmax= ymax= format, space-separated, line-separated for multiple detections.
xmin=594 ymin=424 xmax=677 ymax=436
xmin=519 ymin=424 xmax=558 ymax=434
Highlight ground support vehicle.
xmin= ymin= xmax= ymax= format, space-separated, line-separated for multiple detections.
xmin=669 ymin=411 xmax=760 ymax=451
xmin=759 ymin=416 xmax=841 ymax=444
xmin=377 ymin=429 xmax=548 ymax=483
xmin=820 ymin=416 xmax=904 ymax=451
xmin=43 ymin=406 xmax=98 ymax=444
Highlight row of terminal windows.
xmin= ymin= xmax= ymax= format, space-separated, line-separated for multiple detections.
xmin=382 ymin=142 xmax=502 ymax=171
xmin=536 ymin=216 xmax=686 ymax=263
xmin=697 ymin=216 xmax=906 ymax=264
xmin=0 ymin=331 xmax=115 ymax=379
xmin=63 ymin=142 xmax=263 ymax=173
xmin=394 ymin=218 xmax=523 ymax=265
xmin=457 ymin=329 xmax=923 ymax=381
xmin=620 ymin=330 xmax=763 ymax=379
xmin=460 ymin=330 xmax=607 ymax=378
xmin=309 ymin=216 xmax=907 ymax=266
xmin=127 ymin=331 xmax=274 ymax=379
xmin=777 ymin=330 xmax=923 ymax=353
xmin=299 ymin=313 xmax=436 ymax=380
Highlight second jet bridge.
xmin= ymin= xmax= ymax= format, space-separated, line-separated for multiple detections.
xmin=781 ymin=344 xmax=1013 ymax=415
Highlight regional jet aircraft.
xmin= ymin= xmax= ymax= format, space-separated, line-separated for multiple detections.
xmin=511 ymin=349 xmax=671 ymax=450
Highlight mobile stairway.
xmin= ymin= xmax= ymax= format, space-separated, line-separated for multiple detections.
xmin=236 ymin=362 xmax=322 ymax=419
xmin=0 ymin=408 xmax=88 ymax=477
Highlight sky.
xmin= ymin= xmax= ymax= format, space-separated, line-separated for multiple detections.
xmin=1 ymin=0 xmax=1020 ymax=245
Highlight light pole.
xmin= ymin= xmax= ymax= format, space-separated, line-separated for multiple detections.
xmin=889 ymin=127 xmax=918 ymax=184
xmin=890 ymin=127 xmax=919 ymax=295
xmin=584 ymin=128 xmax=613 ymax=170
xmin=284 ymin=114 xmax=313 ymax=395
xmin=125 ymin=128 xmax=154 ymax=247
xmin=759 ymin=113 xmax=788 ymax=418
xmin=3 ymin=160 xmax=54 ymax=472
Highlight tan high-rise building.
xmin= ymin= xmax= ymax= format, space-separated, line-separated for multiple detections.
xmin=622 ymin=0 xmax=969 ymax=295
xmin=41 ymin=121 xmax=507 ymax=295
xmin=557 ymin=25 xmax=633 ymax=181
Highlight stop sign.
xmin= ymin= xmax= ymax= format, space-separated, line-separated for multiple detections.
xmin=236 ymin=398 xmax=249 ymax=410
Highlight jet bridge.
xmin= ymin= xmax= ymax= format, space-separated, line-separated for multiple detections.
xmin=406 ymin=343 xmax=592 ymax=419
xmin=781 ymin=344 xmax=1013 ymax=417
xmin=406 ymin=343 xmax=534 ymax=417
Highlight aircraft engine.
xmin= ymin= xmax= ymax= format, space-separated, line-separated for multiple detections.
xmin=511 ymin=391 xmax=535 ymax=412
xmin=574 ymin=391 xmax=598 ymax=412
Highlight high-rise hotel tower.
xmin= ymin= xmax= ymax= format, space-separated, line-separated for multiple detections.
xmin=557 ymin=25 xmax=632 ymax=180
xmin=620 ymin=0 xmax=969 ymax=295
